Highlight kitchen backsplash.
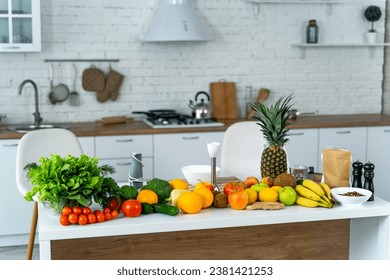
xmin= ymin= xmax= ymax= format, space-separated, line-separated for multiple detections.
xmin=0 ymin=0 xmax=386 ymax=124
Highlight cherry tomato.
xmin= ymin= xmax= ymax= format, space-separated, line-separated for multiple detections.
xmin=82 ymin=207 xmax=91 ymax=215
xmin=96 ymin=212 xmax=105 ymax=223
xmin=68 ymin=213 xmax=78 ymax=224
xmin=78 ymin=214 xmax=88 ymax=225
xmin=93 ymin=209 xmax=102 ymax=216
xmin=59 ymin=215 xmax=69 ymax=226
xmin=87 ymin=213 xmax=96 ymax=224
xmin=121 ymin=199 xmax=142 ymax=217
xmin=61 ymin=206 xmax=72 ymax=216
xmin=107 ymin=197 xmax=121 ymax=212
xmin=104 ymin=212 xmax=112 ymax=221
xmin=72 ymin=206 xmax=82 ymax=215
xmin=111 ymin=210 xmax=118 ymax=219
xmin=103 ymin=207 xmax=111 ymax=213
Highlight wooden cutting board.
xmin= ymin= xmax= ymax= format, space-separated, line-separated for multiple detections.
xmin=210 ymin=81 xmax=238 ymax=120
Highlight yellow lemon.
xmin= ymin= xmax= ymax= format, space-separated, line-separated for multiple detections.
xmin=177 ymin=192 xmax=203 ymax=214
xmin=259 ymin=187 xmax=279 ymax=202
xmin=194 ymin=186 xmax=214 ymax=208
xmin=245 ymin=188 xmax=258 ymax=205
xmin=169 ymin=178 xmax=189 ymax=190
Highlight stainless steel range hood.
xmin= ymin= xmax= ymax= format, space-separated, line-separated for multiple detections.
xmin=142 ymin=0 xmax=212 ymax=42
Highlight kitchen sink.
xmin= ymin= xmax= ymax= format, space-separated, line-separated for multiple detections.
xmin=7 ymin=123 xmax=70 ymax=133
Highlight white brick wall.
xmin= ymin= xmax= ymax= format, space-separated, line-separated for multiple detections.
xmin=0 ymin=0 xmax=386 ymax=124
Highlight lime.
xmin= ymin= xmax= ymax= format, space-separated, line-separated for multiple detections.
xmin=279 ymin=186 xmax=297 ymax=206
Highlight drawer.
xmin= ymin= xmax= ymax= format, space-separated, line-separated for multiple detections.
xmin=99 ymin=157 xmax=154 ymax=182
xmin=95 ymin=135 xmax=153 ymax=158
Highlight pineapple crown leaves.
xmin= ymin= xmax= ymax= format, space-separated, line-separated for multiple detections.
xmin=251 ymin=93 xmax=294 ymax=146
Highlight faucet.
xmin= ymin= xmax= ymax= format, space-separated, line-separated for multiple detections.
xmin=18 ymin=79 xmax=43 ymax=126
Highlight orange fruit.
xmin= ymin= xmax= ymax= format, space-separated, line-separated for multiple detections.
xmin=228 ymin=190 xmax=249 ymax=210
xmin=177 ymin=192 xmax=203 ymax=214
xmin=169 ymin=178 xmax=189 ymax=190
xmin=271 ymin=186 xmax=282 ymax=193
xmin=259 ymin=187 xmax=279 ymax=202
xmin=137 ymin=189 xmax=158 ymax=204
xmin=194 ymin=186 xmax=214 ymax=208
xmin=245 ymin=188 xmax=258 ymax=205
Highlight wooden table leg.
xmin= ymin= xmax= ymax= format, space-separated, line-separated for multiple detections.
xmin=26 ymin=201 xmax=38 ymax=260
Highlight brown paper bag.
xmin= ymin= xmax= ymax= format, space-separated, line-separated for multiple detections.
xmin=322 ymin=148 xmax=352 ymax=188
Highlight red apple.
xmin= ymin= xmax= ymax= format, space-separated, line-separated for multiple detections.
xmin=223 ymin=181 xmax=245 ymax=196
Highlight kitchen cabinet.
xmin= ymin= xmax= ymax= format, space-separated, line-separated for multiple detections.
xmin=367 ymin=126 xmax=390 ymax=202
xmin=0 ymin=139 xmax=33 ymax=246
xmin=285 ymin=128 xmax=319 ymax=171
xmin=78 ymin=136 xmax=95 ymax=157
xmin=154 ymin=132 xmax=224 ymax=180
xmin=318 ymin=127 xmax=367 ymax=172
xmin=0 ymin=0 xmax=41 ymax=52
xmin=95 ymin=135 xmax=154 ymax=182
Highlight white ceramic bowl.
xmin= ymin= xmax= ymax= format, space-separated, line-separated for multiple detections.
xmin=331 ymin=187 xmax=372 ymax=206
xmin=181 ymin=165 xmax=220 ymax=186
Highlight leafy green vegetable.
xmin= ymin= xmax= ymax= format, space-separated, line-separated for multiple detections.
xmin=24 ymin=154 xmax=116 ymax=213
xmin=141 ymin=178 xmax=171 ymax=203
xmin=120 ymin=185 xmax=138 ymax=200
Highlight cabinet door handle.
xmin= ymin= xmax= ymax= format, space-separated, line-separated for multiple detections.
xmin=182 ymin=136 xmax=199 ymax=140
xmin=336 ymin=131 xmax=351 ymax=134
xmin=289 ymin=132 xmax=304 ymax=136
xmin=115 ymin=139 xmax=133 ymax=143
xmin=3 ymin=144 xmax=18 ymax=147
xmin=384 ymin=129 xmax=390 ymax=133
xmin=2 ymin=46 xmax=21 ymax=49
xmin=116 ymin=162 xmax=131 ymax=166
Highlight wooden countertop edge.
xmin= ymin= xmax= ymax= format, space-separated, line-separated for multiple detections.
xmin=1 ymin=114 xmax=390 ymax=140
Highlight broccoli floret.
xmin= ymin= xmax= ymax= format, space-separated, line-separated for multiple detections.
xmin=141 ymin=178 xmax=172 ymax=203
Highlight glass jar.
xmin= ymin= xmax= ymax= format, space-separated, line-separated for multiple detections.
xmin=306 ymin=19 xmax=318 ymax=44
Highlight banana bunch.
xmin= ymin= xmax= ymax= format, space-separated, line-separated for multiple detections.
xmin=295 ymin=180 xmax=333 ymax=208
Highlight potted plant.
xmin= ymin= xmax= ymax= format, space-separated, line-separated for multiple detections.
xmin=364 ymin=5 xmax=382 ymax=44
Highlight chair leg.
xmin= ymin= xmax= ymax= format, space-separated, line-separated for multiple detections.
xmin=26 ymin=201 xmax=38 ymax=260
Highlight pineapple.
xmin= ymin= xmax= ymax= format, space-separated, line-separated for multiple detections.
xmin=252 ymin=94 xmax=293 ymax=179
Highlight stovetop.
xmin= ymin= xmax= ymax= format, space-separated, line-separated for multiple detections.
xmin=143 ymin=116 xmax=224 ymax=129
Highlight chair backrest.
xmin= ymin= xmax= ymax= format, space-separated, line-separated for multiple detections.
xmin=16 ymin=128 xmax=83 ymax=197
xmin=220 ymin=121 xmax=267 ymax=181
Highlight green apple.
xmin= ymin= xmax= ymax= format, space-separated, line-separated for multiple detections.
xmin=251 ymin=183 xmax=269 ymax=193
xmin=279 ymin=186 xmax=297 ymax=206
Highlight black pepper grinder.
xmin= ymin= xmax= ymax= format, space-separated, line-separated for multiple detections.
xmin=351 ymin=160 xmax=363 ymax=188
xmin=363 ymin=162 xmax=375 ymax=201
xmin=306 ymin=19 xmax=319 ymax=44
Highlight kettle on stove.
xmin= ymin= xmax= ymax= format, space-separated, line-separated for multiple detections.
xmin=188 ymin=91 xmax=213 ymax=120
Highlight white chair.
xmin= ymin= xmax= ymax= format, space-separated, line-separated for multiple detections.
xmin=16 ymin=128 xmax=83 ymax=260
xmin=220 ymin=121 xmax=267 ymax=181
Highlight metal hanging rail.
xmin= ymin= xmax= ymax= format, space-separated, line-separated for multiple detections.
xmin=44 ymin=59 xmax=120 ymax=63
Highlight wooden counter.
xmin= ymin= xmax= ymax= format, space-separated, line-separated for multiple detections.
xmin=1 ymin=114 xmax=390 ymax=140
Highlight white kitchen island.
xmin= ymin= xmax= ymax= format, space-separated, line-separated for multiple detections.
xmin=38 ymin=196 xmax=390 ymax=260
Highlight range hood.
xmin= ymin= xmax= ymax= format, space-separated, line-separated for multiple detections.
xmin=143 ymin=0 xmax=212 ymax=42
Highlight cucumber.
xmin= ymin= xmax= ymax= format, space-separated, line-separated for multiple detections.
xmin=152 ymin=203 xmax=179 ymax=216
xmin=141 ymin=202 xmax=154 ymax=214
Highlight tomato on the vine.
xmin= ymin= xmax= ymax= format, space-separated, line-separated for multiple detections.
xmin=61 ymin=206 xmax=72 ymax=216
xmin=87 ymin=213 xmax=96 ymax=224
xmin=121 ymin=199 xmax=142 ymax=217
xmin=96 ymin=212 xmax=105 ymax=223
xmin=68 ymin=213 xmax=78 ymax=224
xmin=59 ymin=215 xmax=69 ymax=226
xmin=107 ymin=197 xmax=121 ymax=212
xmin=78 ymin=214 xmax=88 ymax=225
xmin=72 ymin=206 xmax=82 ymax=215
xmin=82 ymin=207 xmax=91 ymax=215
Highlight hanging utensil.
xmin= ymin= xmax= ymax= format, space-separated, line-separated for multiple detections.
xmin=69 ymin=63 xmax=80 ymax=106
xmin=49 ymin=63 xmax=69 ymax=104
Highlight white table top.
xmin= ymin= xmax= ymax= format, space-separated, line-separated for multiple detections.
xmin=38 ymin=196 xmax=390 ymax=242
